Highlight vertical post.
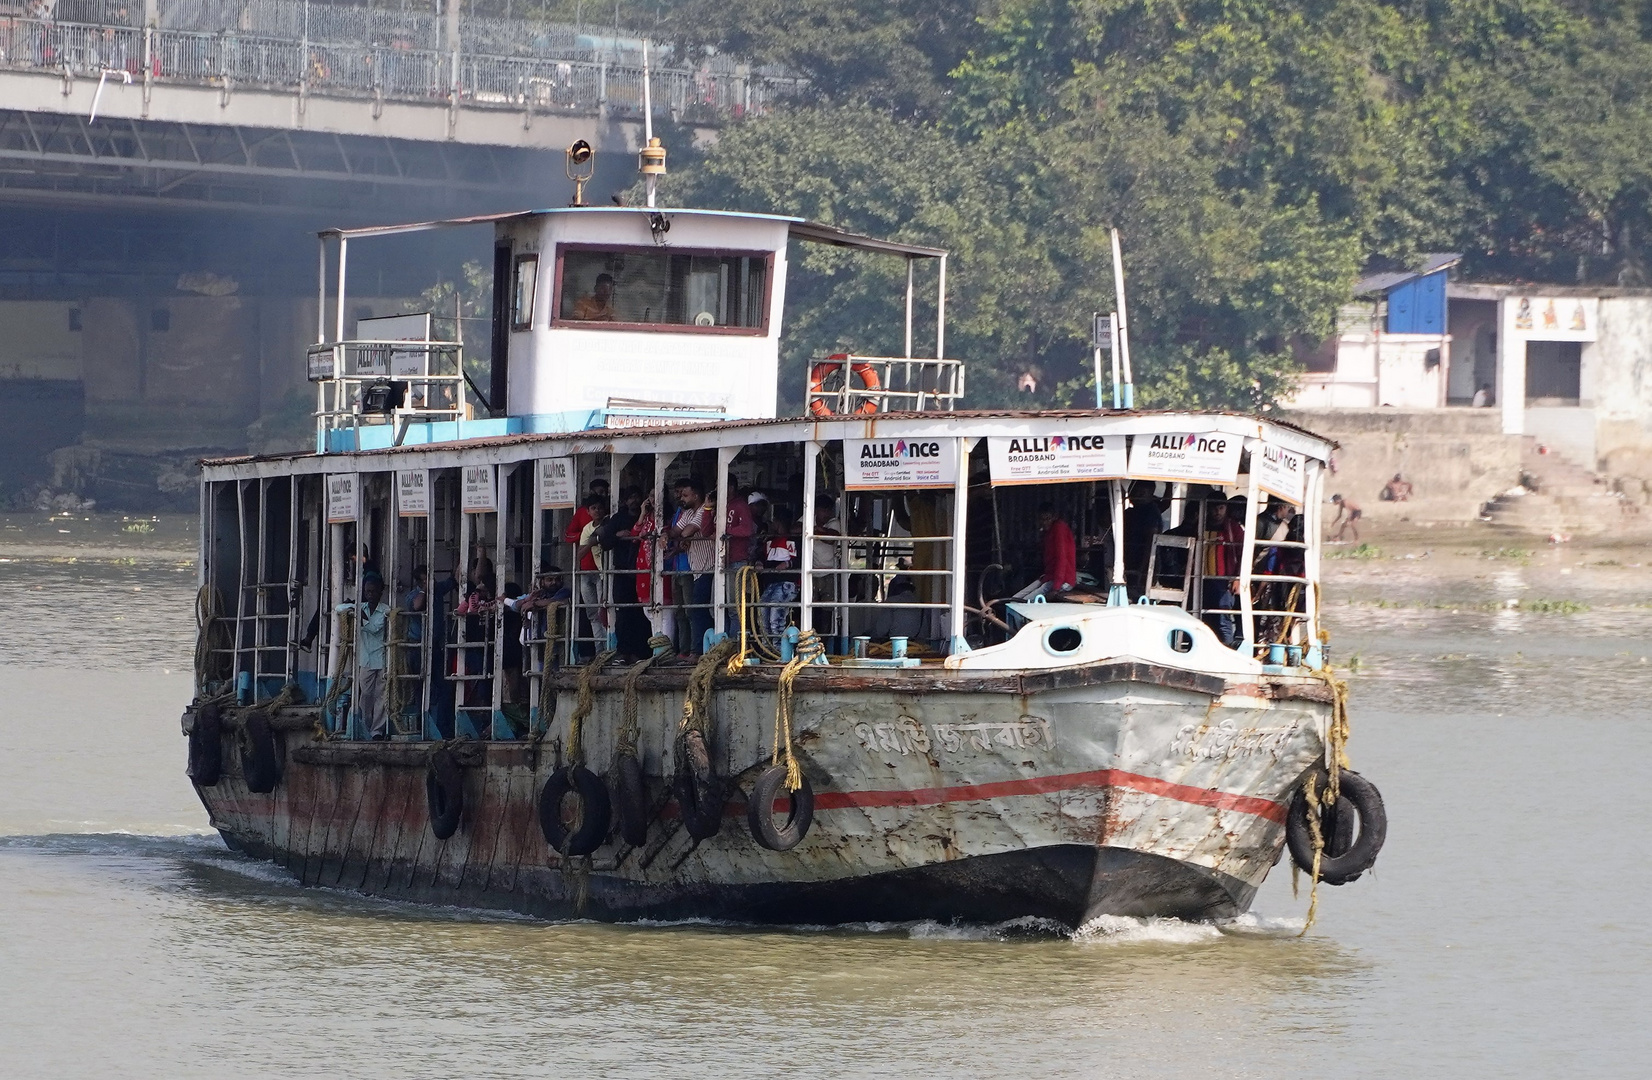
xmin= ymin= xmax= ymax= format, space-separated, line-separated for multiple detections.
xmin=255 ymin=478 xmax=270 ymax=692
xmin=1303 ymin=458 xmax=1323 ymax=656
xmin=234 ymin=480 xmax=249 ymax=694
xmin=455 ymin=503 xmax=471 ymax=727
xmin=1110 ymin=312 xmax=1122 ymax=409
xmin=1110 ymin=228 xmax=1133 ymax=409
xmin=287 ymin=478 xmax=300 ymax=683
xmin=490 ymin=465 xmax=510 ymax=737
xmin=1238 ymin=464 xmax=1262 ymax=653
xmin=1092 ymin=312 xmax=1104 ymax=410
xmin=327 ymin=520 xmax=344 ymax=706
xmin=949 ymin=438 xmax=972 ymax=654
xmin=334 ymin=236 xmax=348 ymax=345
xmin=800 ymin=440 xmax=819 ymax=632
xmin=712 ymin=444 xmax=737 ymax=636
xmin=935 ymin=254 xmax=947 ymax=360
xmin=904 ymin=257 xmax=914 ymax=359
xmin=651 ymin=452 xmax=674 ymax=653
xmin=423 ymin=477 xmax=437 ymax=729
xmin=1108 ymin=478 xmax=1126 ymax=606
xmin=529 ymin=459 xmax=544 ymax=726
xmin=608 ymin=453 xmax=626 ymax=648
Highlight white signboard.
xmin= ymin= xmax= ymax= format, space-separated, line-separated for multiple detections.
xmin=844 ymin=437 xmax=959 ymax=490
xmin=462 ymin=464 xmax=497 ymax=513
xmin=537 ymin=457 xmax=577 ymax=510
xmin=397 ymin=469 xmax=430 ymax=517
xmin=987 ymin=433 xmax=1126 ymax=486
xmin=325 ymin=473 xmax=358 ymax=524
xmin=1126 ymin=431 xmax=1243 ymax=485
xmin=356 ymin=312 xmax=433 ymax=377
xmin=1253 ymin=440 xmax=1305 ymax=505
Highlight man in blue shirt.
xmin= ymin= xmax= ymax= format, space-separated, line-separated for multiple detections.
xmin=338 ymin=572 xmax=390 ymax=739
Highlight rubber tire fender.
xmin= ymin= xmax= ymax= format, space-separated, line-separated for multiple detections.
xmin=239 ymin=710 xmax=281 ymax=794
xmin=426 ymin=750 xmax=464 ymax=841
xmin=745 ymin=764 xmax=815 ymax=852
xmin=674 ymin=729 xmax=725 ymax=841
xmin=189 ymin=701 xmax=223 ymax=787
xmin=1286 ymin=769 xmax=1387 ymax=886
xmin=611 ymin=753 xmax=652 ymax=847
xmin=539 ymin=766 xmax=612 ymax=856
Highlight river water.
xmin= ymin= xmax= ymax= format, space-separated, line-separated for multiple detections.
xmin=3 ymin=519 xmax=1649 ymax=1078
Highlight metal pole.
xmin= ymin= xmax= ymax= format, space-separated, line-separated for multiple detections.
xmin=335 ymin=236 xmax=348 ymax=344
xmin=1238 ymin=465 xmax=1262 ymax=653
xmin=1110 ymin=228 xmax=1133 ymax=408
xmin=712 ymin=444 xmax=736 ymax=637
xmin=800 ymin=440 xmax=819 ymax=632
xmin=904 ymin=257 xmax=914 ymax=359
xmin=1108 ymin=479 xmax=1126 ymax=606
xmin=935 ymin=254 xmax=947 ymax=359
xmin=1110 ymin=311 xmax=1122 ymax=409
xmin=1303 ymin=458 xmax=1323 ymax=655
xmin=949 ymin=438 xmax=972 ymax=654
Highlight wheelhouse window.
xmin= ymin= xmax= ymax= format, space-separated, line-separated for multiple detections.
xmin=511 ymin=254 xmax=538 ymax=331
xmin=555 ymin=246 xmax=770 ymax=333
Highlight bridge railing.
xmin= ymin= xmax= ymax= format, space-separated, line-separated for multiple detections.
xmin=0 ymin=16 xmax=804 ymax=121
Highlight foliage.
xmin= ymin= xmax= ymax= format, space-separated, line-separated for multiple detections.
xmin=650 ymin=0 xmax=1652 ymax=408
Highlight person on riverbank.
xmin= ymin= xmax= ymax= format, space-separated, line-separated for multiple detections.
xmin=1331 ymin=493 xmax=1362 ymax=542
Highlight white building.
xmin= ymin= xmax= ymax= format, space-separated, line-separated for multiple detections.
xmin=1292 ymin=259 xmax=1652 ymax=473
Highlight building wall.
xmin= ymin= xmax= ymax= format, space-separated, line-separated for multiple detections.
xmin=1592 ymin=295 xmax=1652 ymax=480
xmin=1280 ymin=407 xmax=1520 ymax=522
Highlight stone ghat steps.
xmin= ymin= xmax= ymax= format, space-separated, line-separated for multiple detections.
xmin=1482 ymin=439 xmax=1646 ymax=536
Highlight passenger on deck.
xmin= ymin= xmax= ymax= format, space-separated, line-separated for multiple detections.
xmin=811 ymin=494 xmax=843 ymax=639
xmin=1036 ymin=502 xmax=1077 ymax=597
xmin=571 ymin=273 xmax=617 ymax=321
xmin=1124 ymin=481 xmax=1165 ymax=600
xmin=575 ymin=494 xmax=611 ymax=651
xmin=402 ymin=564 xmax=428 ymax=672
xmin=1201 ymin=499 xmax=1244 ymax=647
xmin=868 ymin=574 xmax=924 ymax=642
xmin=671 ymin=477 xmax=716 ymax=657
xmin=757 ymin=506 xmax=799 ymax=639
xmin=336 ymin=571 xmax=390 ymax=739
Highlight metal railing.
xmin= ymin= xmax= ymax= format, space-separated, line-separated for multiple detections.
xmin=309 ymin=338 xmax=466 ymax=448
xmin=0 ymin=15 xmax=804 ymax=121
xmin=804 ymin=355 xmax=966 ymax=417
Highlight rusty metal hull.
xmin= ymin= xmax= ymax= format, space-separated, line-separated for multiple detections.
xmin=190 ymin=667 xmax=1330 ymax=927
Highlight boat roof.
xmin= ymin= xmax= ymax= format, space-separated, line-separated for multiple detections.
xmin=319 ymin=207 xmax=948 ymax=259
xmin=203 ymin=409 xmax=1335 ymax=478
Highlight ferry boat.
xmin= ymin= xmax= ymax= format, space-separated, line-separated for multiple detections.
xmin=180 ymin=144 xmax=1386 ymax=928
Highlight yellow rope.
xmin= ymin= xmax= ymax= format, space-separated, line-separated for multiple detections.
xmin=320 ymin=607 xmax=356 ymax=723
xmin=727 ymin=565 xmax=786 ymax=670
xmin=193 ymin=584 xmax=232 ymax=689
xmin=565 ymin=649 xmax=616 ymax=767
xmin=772 ymin=628 xmax=824 ymax=792
xmin=1297 ymin=661 xmax=1353 ymax=935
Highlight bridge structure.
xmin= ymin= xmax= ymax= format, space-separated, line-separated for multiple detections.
xmin=0 ymin=0 xmax=799 ymax=213
xmin=0 ymin=0 xmax=802 ymax=507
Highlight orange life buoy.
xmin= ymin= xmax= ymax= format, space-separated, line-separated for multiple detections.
xmin=807 ymin=354 xmax=882 ymax=417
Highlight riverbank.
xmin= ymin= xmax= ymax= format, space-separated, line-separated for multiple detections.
xmin=0 ymin=512 xmax=196 ymax=564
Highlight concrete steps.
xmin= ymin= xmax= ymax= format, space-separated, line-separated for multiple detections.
xmin=1482 ymin=438 xmax=1645 ymax=536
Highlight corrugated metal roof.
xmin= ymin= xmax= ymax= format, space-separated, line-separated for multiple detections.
xmin=202 ymin=408 xmax=1334 ymax=468
xmin=1353 ymin=252 xmax=1462 ymax=296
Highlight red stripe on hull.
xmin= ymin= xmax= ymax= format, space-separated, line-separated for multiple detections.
xmin=811 ymin=769 xmax=1287 ymax=823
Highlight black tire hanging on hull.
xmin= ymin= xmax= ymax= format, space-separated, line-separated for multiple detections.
xmin=239 ymin=710 xmax=281 ymax=794
xmin=674 ymin=730 xmax=724 ymax=841
xmin=189 ymin=702 xmax=223 ymax=787
xmin=540 ymin=766 xmax=612 ymax=856
xmin=1286 ymin=769 xmax=1387 ymax=885
xmin=426 ymin=749 xmax=464 ymax=840
xmin=611 ymin=754 xmax=651 ymax=847
xmin=746 ymin=765 xmax=815 ymax=851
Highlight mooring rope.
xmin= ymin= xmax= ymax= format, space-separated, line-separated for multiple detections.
xmin=616 ymin=635 xmax=674 ymax=758
xmin=680 ymin=638 xmax=739 ymax=738
xmin=320 ymin=607 xmax=356 ymax=728
xmin=770 ymin=628 xmax=823 ymax=792
xmin=565 ymin=649 xmax=616 ymax=767
xmin=727 ymin=565 xmax=785 ymax=668
xmin=1297 ymin=662 xmax=1353 ymax=936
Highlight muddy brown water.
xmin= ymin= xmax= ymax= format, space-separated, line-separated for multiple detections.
xmin=3 ymin=516 xmax=1649 ymax=1078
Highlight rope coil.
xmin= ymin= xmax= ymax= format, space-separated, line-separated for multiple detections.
xmin=616 ymin=635 xmax=674 ymax=758
xmin=1296 ymin=664 xmax=1353 ymax=935
xmin=680 ymin=638 xmax=740 ymax=737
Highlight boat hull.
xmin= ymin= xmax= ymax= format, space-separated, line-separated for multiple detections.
xmin=189 ymin=664 xmax=1330 ymax=928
